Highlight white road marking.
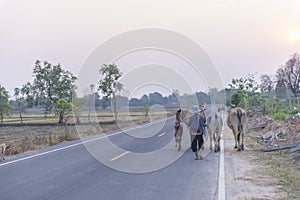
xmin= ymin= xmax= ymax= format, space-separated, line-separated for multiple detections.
xmin=158 ymin=132 xmax=166 ymax=137
xmin=0 ymin=117 xmax=174 ymax=167
xmin=110 ymin=151 xmax=130 ymax=162
xmin=218 ymin=139 xmax=226 ymax=200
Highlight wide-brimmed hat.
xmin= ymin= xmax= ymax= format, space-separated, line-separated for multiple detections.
xmin=190 ymin=105 xmax=200 ymax=113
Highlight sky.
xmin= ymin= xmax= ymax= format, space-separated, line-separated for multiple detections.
xmin=0 ymin=0 xmax=300 ymax=98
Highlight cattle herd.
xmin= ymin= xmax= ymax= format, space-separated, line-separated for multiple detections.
xmin=174 ymin=105 xmax=248 ymax=153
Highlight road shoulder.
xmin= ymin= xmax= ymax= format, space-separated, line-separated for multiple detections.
xmin=223 ymin=127 xmax=286 ymax=200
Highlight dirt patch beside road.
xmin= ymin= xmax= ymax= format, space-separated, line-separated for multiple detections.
xmin=223 ymin=127 xmax=287 ymax=200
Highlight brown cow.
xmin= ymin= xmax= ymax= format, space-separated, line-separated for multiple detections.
xmin=174 ymin=109 xmax=189 ymax=151
xmin=227 ymin=107 xmax=247 ymax=151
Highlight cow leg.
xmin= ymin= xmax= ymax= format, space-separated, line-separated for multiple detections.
xmin=178 ymin=140 xmax=181 ymax=151
xmin=241 ymin=125 xmax=246 ymax=151
xmin=174 ymin=130 xmax=178 ymax=148
xmin=218 ymin=133 xmax=221 ymax=152
xmin=217 ymin=134 xmax=221 ymax=152
xmin=237 ymin=132 xmax=242 ymax=151
xmin=209 ymin=130 xmax=213 ymax=150
xmin=232 ymin=128 xmax=238 ymax=149
xmin=213 ymin=133 xmax=217 ymax=152
xmin=232 ymin=127 xmax=239 ymax=150
xmin=177 ymin=127 xmax=183 ymax=151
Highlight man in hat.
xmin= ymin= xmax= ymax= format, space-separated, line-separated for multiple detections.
xmin=186 ymin=105 xmax=205 ymax=160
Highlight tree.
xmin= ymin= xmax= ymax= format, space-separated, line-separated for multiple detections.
xmin=228 ymin=74 xmax=261 ymax=108
xmin=230 ymin=92 xmax=245 ymax=107
xmin=168 ymin=90 xmax=180 ymax=106
xmin=275 ymin=79 xmax=289 ymax=99
xmin=276 ymin=53 xmax=300 ymax=97
xmin=94 ymin=92 xmax=101 ymax=108
xmin=129 ymin=98 xmax=140 ymax=106
xmin=30 ymin=60 xmax=77 ymax=123
xmin=98 ymin=64 xmax=123 ymax=122
xmin=0 ymin=85 xmax=12 ymax=124
xmin=195 ymin=91 xmax=210 ymax=105
xmin=14 ymin=87 xmax=25 ymax=125
xmin=55 ymin=98 xmax=75 ymax=124
xmin=260 ymin=74 xmax=274 ymax=93
xmin=149 ymin=92 xmax=166 ymax=105
xmin=20 ymin=82 xmax=35 ymax=108
xmin=88 ymin=84 xmax=95 ymax=124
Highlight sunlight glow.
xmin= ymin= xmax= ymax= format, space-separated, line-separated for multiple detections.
xmin=289 ymin=31 xmax=299 ymax=41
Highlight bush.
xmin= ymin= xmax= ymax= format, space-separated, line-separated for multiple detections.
xmin=272 ymin=112 xmax=286 ymax=121
xmin=230 ymin=92 xmax=241 ymax=106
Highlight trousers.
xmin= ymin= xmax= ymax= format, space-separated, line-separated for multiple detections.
xmin=191 ymin=134 xmax=203 ymax=152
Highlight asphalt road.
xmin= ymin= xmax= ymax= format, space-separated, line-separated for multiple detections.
xmin=0 ymin=110 xmax=220 ymax=200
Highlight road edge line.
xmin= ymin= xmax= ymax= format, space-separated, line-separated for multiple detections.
xmin=218 ymin=139 xmax=225 ymax=200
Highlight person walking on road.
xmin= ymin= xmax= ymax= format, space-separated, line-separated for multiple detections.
xmin=186 ymin=106 xmax=205 ymax=160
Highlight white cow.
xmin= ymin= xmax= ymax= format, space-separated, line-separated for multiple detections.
xmin=207 ymin=112 xmax=223 ymax=152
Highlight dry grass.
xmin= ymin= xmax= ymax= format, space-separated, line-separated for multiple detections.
xmin=246 ymin=125 xmax=300 ymax=199
xmin=0 ymin=111 xmax=171 ymax=157
xmin=0 ymin=125 xmax=79 ymax=155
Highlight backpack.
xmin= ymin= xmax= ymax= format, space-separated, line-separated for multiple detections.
xmin=190 ymin=115 xmax=200 ymax=132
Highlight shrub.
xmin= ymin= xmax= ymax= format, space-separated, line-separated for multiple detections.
xmin=272 ymin=112 xmax=286 ymax=121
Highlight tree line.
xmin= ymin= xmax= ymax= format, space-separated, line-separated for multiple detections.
xmin=1 ymin=52 xmax=300 ymax=124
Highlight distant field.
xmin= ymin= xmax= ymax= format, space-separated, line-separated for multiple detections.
xmin=3 ymin=111 xmax=169 ymax=124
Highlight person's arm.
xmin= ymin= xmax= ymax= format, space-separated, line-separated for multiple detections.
xmin=184 ymin=116 xmax=191 ymax=126
xmin=198 ymin=115 xmax=205 ymax=132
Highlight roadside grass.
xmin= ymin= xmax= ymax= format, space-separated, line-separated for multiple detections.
xmin=254 ymin=152 xmax=300 ymax=199
xmin=246 ymin=130 xmax=300 ymax=199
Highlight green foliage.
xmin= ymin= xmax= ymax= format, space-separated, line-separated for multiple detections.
xmin=272 ymin=110 xmax=287 ymax=121
xmin=28 ymin=60 xmax=77 ymax=123
xmin=20 ymin=82 xmax=35 ymax=107
xmin=98 ymin=64 xmax=123 ymax=121
xmin=230 ymin=92 xmax=245 ymax=106
xmin=32 ymin=60 xmax=77 ymax=103
xmin=228 ymin=74 xmax=262 ymax=109
xmin=98 ymin=64 xmax=123 ymax=99
xmin=14 ymin=87 xmax=26 ymax=125
xmin=260 ymin=74 xmax=274 ymax=93
xmin=55 ymin=98 xmax=74 ymax=124
xmin=0 ymin=84 xmax=12 ymax=123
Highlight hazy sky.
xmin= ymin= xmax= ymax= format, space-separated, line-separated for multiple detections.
xmin=0 ymin=0 xmax=300 ymax=98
